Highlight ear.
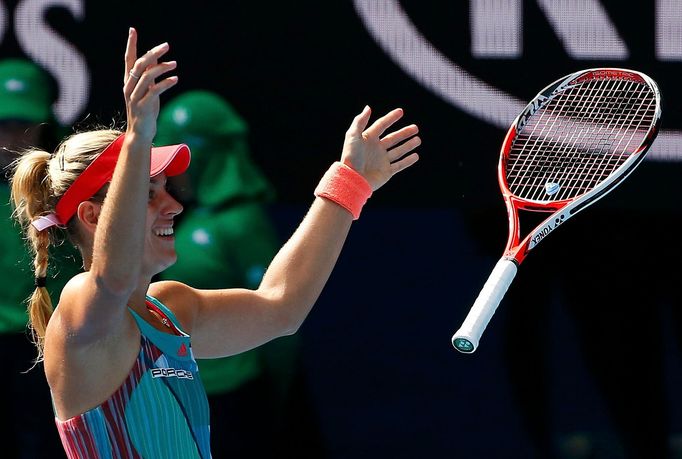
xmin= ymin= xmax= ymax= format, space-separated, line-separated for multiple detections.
xmin=76 ymin=200 xmax=102 ymax=234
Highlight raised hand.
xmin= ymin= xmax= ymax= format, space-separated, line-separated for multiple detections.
xmin=340 ymin=106 xmax=420 ymax=191
xmin=123 ymin=27 xmax=178 ymax=141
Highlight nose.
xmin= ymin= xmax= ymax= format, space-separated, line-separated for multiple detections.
xmin=162 ymin=191 xmax=183 ymax=217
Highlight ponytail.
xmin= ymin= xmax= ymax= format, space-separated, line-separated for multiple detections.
xmin=10 ymin=149 xmax=56 ymax=361
xmin=26 ymin=224 xmax=54 ymax=358
xmin=9 ymin=129 xmax=121 ymax=363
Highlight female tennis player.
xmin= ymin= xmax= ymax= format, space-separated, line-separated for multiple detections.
xmin=9 ymin=28 xmax=420 ymax=458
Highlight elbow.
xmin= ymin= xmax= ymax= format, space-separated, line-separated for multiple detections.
xmin=275 ymin=309 xmax=304 ymax=337
xmin=271 ymin=299 xmax=311 ymax=337
xmin=281 ymin=320 xmax=302 ymax=337
xmin=261 ymin=286 xmax=316 ymax=338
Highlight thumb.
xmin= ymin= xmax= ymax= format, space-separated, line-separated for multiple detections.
xmin=348 ymin=105 xmax=371 ymax=136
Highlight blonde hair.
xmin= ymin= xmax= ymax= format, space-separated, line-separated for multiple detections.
xmin=9 ymin=128 xmax=121 ymax=361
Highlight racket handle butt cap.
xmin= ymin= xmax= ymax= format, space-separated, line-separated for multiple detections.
xmin=452 ymin=333 xmax=478 ymax=354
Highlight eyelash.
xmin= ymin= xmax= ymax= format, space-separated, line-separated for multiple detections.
xmin=149 ymin=183 xmax=172 ymax=200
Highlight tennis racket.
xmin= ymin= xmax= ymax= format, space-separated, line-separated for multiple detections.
xmin=452 ymin=68 xmax=661 ymax=354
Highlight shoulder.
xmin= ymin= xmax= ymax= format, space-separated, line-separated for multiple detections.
xmin=58 ymin=271 xmax=91 ymax=305
xmin=48 ymin=271 xmax=133 ymax=347
xmin=147 ymin=280 xmax=200 ymax=333
xmin=148 ymin=279 xmax=195 ymax=300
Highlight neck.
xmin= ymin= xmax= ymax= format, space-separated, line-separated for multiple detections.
xmin=127 ymin=285 xmax=152 ymax=312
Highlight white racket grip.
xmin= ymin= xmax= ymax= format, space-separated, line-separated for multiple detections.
xmin=452 ymin=258 xmax=518 ymax=353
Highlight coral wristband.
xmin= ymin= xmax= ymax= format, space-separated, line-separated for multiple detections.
xmin=314 ymin=162 xmax=372 ymax=220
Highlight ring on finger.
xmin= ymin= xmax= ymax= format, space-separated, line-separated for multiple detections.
xmin=129 ymin=70 xmax=140 ymax=80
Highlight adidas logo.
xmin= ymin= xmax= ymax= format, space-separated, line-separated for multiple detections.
xmin=177 ymin=342 xmax=188 ymax=357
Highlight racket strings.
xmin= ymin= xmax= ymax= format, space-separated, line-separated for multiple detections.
xmin=506 ymin=75 xmax=658 ymax=201
xmin=565 ymin=82 xmax=654 ymax=198
xmin=509 ymin=79 xmax=655 ymax=200
xmin=511 ymin=78 xmax=613 ymax=198
xmin=549 ymin=79 xmax=641 ymax=200
xmin=506 ymin=78 xmax=612 ymax=198
xmin=507 ymin=81 xmax=579 ymax=194
xmin=510 ymin=78 xmax=640 ymax=198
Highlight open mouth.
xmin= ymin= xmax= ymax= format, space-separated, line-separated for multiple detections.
xmin=154 ymin=227 xmax=174 ymax=238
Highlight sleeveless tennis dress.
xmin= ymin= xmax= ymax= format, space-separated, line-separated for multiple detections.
xmin=54 ymin=295 xmax=211 ymax=458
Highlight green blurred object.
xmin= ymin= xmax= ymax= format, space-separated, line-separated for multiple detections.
xmin=156 ymin=89 xmax=248 ymax=139
xmin=155 ymin=90 xmax=273 ymax=208
xmin=0 ymin=58 xmax=79 ymax=333
xmin=0 ymin=59 xmax=55 ymax=123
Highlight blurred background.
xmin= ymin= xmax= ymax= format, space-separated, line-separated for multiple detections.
xmin=2 ymin=0 xmax=682 ymax=458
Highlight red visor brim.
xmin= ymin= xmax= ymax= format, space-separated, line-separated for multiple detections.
xmin=151 ymin=144 xmax=191 ymax=177
xmin=49 ymin=133 xmax=191 ymax=227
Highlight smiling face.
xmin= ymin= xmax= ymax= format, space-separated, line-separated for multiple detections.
xmin=142 ymin=173 xmax=184 ymax=275
xmin=72 ymin=172 xmax=185 ymax=278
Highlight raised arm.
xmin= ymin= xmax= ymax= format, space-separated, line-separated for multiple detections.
xmin=182 ymin=105 xmax=420 ymax=357
xmin=58 ymin=28 xmax=178 ymax=341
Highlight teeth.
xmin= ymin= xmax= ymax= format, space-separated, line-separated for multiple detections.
xmin=154 ymin=228 xmax=174 ymax=236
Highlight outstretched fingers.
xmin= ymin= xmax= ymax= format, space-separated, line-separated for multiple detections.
xmin=374 ymin=109 xmax=420 ymax=176
xmin=129 ymin=60 xmax=178 ymax=102
xmin=124 ymin=27 xmax=138 ymax=84
xmin=390 ymin=151 xmax=420 ymax=175
xmin=123 ymin=41 xmax=171 ymax=96
xmin=120 ymin=30 xmax=179 ymax=140
xmin=381 ymin=123 xmax=419 ymax=150
xmin=387 ymin=135 xmax=421 ymax=163
xmin=339 ymin=105 xmax=420 ymax=191
xmin=364 ymin=107 xmax=404 ymax=138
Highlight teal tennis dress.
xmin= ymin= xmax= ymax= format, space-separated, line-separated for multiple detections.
xmin=54 ymin=295 xmax=211 ymax=458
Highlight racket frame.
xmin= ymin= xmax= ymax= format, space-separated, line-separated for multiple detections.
xmin=452 ymin=68 xmax=661 ymax=353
